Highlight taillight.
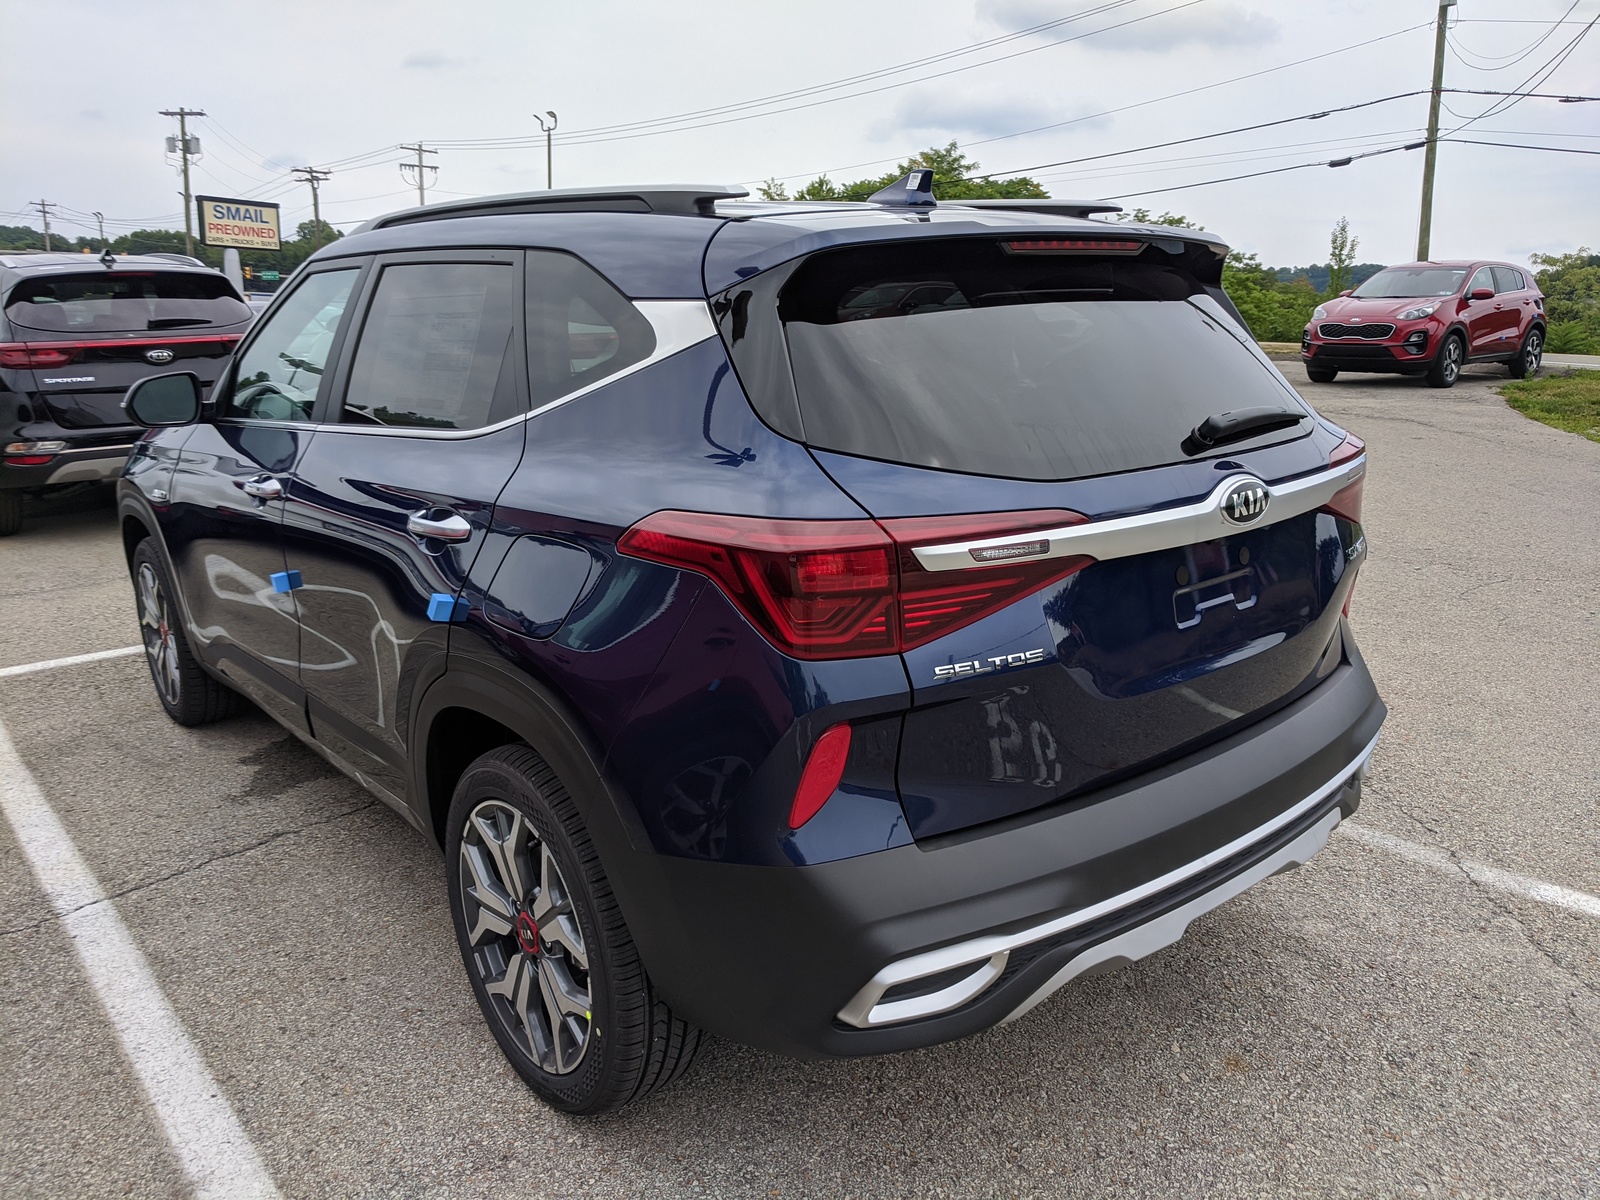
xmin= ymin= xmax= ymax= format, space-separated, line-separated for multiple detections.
xmin=618 ymin=509 xmax=1091 ymax=660
xmin=1323 ymin=433 xmax=1365 ymax=524
xmin=790 ymin=724 xmax=852 ymax=829
xmin=0 ymin=343 xmax=77 ymax=368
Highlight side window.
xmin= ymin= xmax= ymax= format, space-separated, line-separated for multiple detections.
xmin=225 ymin=268 xmax=358 ymax=422
xmin=1492 ymin=266 xmax=1524 ymax=294
xmin=525 ymin=251 xmax=656 ymax=410
xmin=1468 ymin=267 xmax=1495 ymax=296
xmin=342 ymin=262 xmax=521 ymax=430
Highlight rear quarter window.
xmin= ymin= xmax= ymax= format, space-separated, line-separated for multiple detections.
xmin=5 ymin=271 xmax=249 ymax=334
xmin=721 ymin=237 xmax=1309 ymax=482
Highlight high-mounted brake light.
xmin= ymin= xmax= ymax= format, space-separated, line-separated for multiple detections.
xmin=1001 ymin=238 xmax=1145 ymax=255
xmin=1323 ymin=433 xmax=1366 ymax=524
xmin=790 ymin=724 xmax=853 ymax=829
xmin=618 ymin=509 xmax=1091 ymax=660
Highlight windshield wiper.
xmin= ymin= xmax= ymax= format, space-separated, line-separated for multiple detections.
xmin=1182 ymin=406 xmax=1304 ymax=457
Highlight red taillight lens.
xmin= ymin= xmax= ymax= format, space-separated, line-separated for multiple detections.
xmin=790 ymin=723 xmax=852 ymax=829
xmin=619 ymin=509 xmax=1092 ymax=659
xmin=1002 ymin=238 xmax=1144 ymax=254
xmin=1323 ymin=433 xmax=1366 ymax=524
xmin=0 ymin=343 xmax=77 ymax=368
xmin=4 ymin=455 xmax=56 ymax=466
xmin=617 ymin=513 xmax=898 ymax=657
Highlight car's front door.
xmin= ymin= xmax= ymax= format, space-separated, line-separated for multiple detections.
xmin=1461 ymin=266 xmax=1506 ymax=356
xmin=163 ymin=264 xmax=363 ymax=734
xmin=281 ymin=251 xmax=527 ymax=801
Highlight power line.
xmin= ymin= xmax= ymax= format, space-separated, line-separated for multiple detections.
xmin=1096 ymin=140 xmax=1427 ymax=200
xmin=1441 ymin=137 xmax=1600 ymax=156
xmin=29 ymin=200 xmax=59 ymax=250
xmin=1446 ymin=0 xmax=1583 ymax=72
xmin=398 ymin=143 xmax=437 ymax=206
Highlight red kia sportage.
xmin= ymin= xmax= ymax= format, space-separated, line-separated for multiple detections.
xmin=1301 ymin=261 xmax=1545 ymax=388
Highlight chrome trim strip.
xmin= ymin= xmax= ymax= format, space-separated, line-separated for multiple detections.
xmin=998 ymin=807 xmax=1343 ymax=1026
xmin=835 ymin=730 xmax=1379 ymax=1029
xmin=224 ymin=301 xmax=717 ymax=441
xmin=910 ymin=456 xmax=1365 ymax=573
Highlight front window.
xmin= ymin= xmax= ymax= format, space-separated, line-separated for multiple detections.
xmin=225 ymin=269 xmax=358 ymax=422
xmin=1352 ymin=267 xmax=1469 ymax=300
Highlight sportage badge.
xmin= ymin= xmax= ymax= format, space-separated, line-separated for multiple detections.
xmin=1220 ymin=479 xmax=1269 ymax=526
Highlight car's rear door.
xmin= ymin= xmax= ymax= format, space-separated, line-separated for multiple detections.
xmin=281 ymin=249 xmax=527 ymax=802
xmin=719 ymin=233 xmax=1366 ymax=839
xmin=1492 ymin=266 xmax=1536 ymax=346
xmin=163 ymin=263 xmax=365 ymax=734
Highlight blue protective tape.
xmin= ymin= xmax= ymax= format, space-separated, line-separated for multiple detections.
xmin=270 ymin=570 xmax=303 ymax=594
xmin=427 ymin=592 xmax=467 ymax=623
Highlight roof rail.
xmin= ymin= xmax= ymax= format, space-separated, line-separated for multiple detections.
xmin=356 ymin=185 xmax=751 ymax=233
xmin=953 ymin=199 xmax=1125 ymax=219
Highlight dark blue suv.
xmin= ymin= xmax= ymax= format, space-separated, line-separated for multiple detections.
xmin=117 ymin=175 xmax=1384 ymax=1115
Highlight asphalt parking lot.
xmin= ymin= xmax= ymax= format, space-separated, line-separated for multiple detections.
xmin=2 ymin=366 xmax=1597 ymax=1200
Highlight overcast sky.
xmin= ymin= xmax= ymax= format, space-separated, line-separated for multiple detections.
xmin=4 ymin=0 xmax=1595 ymax=268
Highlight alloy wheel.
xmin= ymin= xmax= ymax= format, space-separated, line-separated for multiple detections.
xmin=1525 ymin=330 xmax=1543 ymax=374
xmin=459 ymin=799 xmax=593 ymax=1075
xmin=1442 ymin=337 xmax=1462 ymax=384
xmin=137 ymin=562 xmax=181 ymax=706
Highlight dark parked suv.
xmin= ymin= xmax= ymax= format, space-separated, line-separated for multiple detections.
xmin=117 ymin=177 xmax=1384 ymax=1115
xmin=1 ymin=251 xmax=250 ymax=535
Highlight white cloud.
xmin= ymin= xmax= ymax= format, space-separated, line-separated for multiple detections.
xmin=977 ymin=0 xmax=1280 ymax=53
xmin=874 ymin=88 xmax=1072 ymax=144
xmin=402 ymin=51 xmax=475 ymax=69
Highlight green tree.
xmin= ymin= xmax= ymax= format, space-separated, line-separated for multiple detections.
xmin=1118 ymin=208 xmax=1203 ymax=229
xmin=756 ymin=178 xmax=789 ymax=201
xmin=1530 ymin=248 xmax=1600 ymax=352
xmin=1326 ymin=216 xmax=1360 ymax=298
xmin=777 ymin=143 xmax=1047 ymax=204
xmin=1222 ymin=251 xmax=1321 ymax=343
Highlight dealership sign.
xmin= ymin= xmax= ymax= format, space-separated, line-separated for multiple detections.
xmin=196 ymin=196 xmax=281 ymax=250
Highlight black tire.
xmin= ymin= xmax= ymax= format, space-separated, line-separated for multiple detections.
xmin=1506 ymin=326 xmax=1543 ymax=379
xmin=1426 ymin=332 xmax=1465 ymax=388
xmin=446 ymin=744 xmax=702 ymax=1115
xmin=1305 ymin=365 xmax=1338 ymax=384
xmin=130 ymin=539 xmax=240 ymax=725
xmin=0 ymin=489 xmax=20 ymax=537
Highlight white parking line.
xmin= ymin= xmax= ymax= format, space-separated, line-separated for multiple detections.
xmin=0 ymin=645 xmax=143 ymax=679
xmin=0 ymin=717 xmax=281 ymax=1199
xmin=1344 ymin=823 xmax=1600 ymax=920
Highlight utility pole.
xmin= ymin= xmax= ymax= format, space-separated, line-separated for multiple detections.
xmin=30 ymin=199 xmax=58 ymax=251
xmin=159 ymin=107 xmax=207 ymax=256
xmin=534 ymin=111 xmax=558 ymax=189
xmin=1415 ymin=0 xmax=1456 ymax=262
xmin=92 ymin=211 xmax=107 ymax=249
xmin=398 ymin=143 xmax=438 ymax=206
xmin=292 ymin=167 xmax=333 ymax=251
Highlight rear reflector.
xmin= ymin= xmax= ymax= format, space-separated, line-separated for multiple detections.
xmin=4 ymin=455 xmax=55 ymax=466
xmin=791 ymin=724 xmax=853 ymax=829
xmin=619 ymin=509 xmax=1090 ymax=660
xmin=1001 ymin=238 xmax=1145 ymax=255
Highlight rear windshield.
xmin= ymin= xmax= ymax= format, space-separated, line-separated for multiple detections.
xmin=1352 ymin=267 xmax=1468 ymax=299
xmin=5 ymin=271 xmax=249 ymax=334
xmin=747 ymin=238 xmax=1306 ymax=481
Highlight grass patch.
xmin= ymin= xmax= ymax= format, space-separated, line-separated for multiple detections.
xmin=1500 ymin=371 xmax=1600 ymax=443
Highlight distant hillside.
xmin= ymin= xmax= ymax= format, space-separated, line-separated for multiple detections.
xmin=1272 ymin=262 xmax=1387 ymax=294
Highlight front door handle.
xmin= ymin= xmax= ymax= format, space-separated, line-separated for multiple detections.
xmin=239 ymin=475 xmax=283 ymax=500
xmin=407 ymin=510 xmax=472 ymax=541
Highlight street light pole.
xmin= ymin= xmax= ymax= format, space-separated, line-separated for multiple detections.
xmin=1415 ymin=0 xmax=1456 ymax=262
xmin=92 ymin=211 xmax=107 ymax=249
xmin=534 ymin=110 xmax=558 ymax=189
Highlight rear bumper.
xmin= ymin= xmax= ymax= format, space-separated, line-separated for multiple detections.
xmin=0 ymin=441 xmax=135 ymax=488
xmin=616 ymin=631 xmax=1386 ymax=1057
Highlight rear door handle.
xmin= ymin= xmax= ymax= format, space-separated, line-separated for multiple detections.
xmin=239 ymin=475 xmax=283 ymax=500
xmin=407 ymin=510 xmax=472 ymax=541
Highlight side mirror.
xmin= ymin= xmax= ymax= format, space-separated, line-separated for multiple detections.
xmin=1338 ymin=289 xmax=1353 ymax=298
xmin=123 ymin=372 xmax=202 ymax=427
xmin=1469 ymin=287 xmax=1495 ymax=301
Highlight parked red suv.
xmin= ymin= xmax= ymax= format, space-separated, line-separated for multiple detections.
xmin=1301 ymin=261 xmax=1545 ymax=388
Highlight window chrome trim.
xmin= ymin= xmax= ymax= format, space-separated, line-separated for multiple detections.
xmin=909 ymin=455 xmax=1365 ymax=574
xmin=301 ymin=300 xmax=717 ymax=440
xmin=835 ymin=730 xmax=1379 ymax=1029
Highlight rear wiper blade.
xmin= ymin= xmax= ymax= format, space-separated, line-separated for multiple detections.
xmin=1182 ymin=406 xmax=1304 ymax=456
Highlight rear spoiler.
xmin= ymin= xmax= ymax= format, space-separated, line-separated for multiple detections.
xmin=952 ymin=199 xmax=1126 ymax=219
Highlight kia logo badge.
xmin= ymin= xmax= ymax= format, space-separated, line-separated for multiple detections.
xmin=1220 ymin=479 xmax=1269 ymax=525
xmin=144 ymin=348 xmax=175 ymax=365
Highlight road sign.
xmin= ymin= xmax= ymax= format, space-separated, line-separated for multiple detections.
xmin=258 ymin=270 xmax=280 ymax=281
xmin=195 ymin=195 xmax=281 ymax=251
